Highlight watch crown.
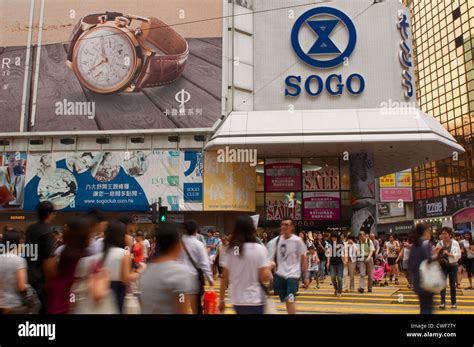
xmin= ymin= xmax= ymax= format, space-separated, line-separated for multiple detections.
xmin=135 ymin=28 xmax=143 ymax=36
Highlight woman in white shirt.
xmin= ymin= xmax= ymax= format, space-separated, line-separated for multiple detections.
xmin=219 ymin=216 xmax=271 ymax=314
xmin=343 ymin=235 xmax=359 ymax=292
xmin=436 ymin=227 xmax=461 ymax=309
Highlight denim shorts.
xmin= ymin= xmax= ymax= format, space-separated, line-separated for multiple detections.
xmin=274 ymin=275 xmax=299 ymax=303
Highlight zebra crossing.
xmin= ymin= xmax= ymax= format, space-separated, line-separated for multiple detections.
xmin=217 ymin=277 xmax=474 ymax=314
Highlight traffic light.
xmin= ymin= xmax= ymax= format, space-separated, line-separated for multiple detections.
xmin=149 ymin=203 xmax=158 ymax=224
xmin=159 ymin=206 xmax=168 ymax=222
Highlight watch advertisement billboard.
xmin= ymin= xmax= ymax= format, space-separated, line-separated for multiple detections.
xmin=23 ymin=150 xmax=203 ymax=212
xmin=0 ymin=0 xmax=223 ymax=133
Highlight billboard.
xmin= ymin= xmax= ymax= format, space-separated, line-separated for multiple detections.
xmin=23 ymin=150 xmax=203 ymax=211
xmin=303 ymin=192 xmax=340 ymax=221
xmin=265 ymin=159 xmax=302 ymax=192
xmin=0 ymin=0 xmax=222 ymax=133
xmin=379 ymin=169 xmax=413 ymax=202
xmin=203 ymin=151 xmax=256 ymax=212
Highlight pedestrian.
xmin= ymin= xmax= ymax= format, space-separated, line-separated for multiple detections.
xmin=298 ymin=231 xmax=311 ymax=287
xmin=206 ymin=230 xmax=219 ymax=277
xmin=219 ymin=216 xmax=271 ymax=314
xmin=142 ymin=232 xmax=151 ymax=262
xmin=0 ymin=228 xmax=30 ymax=314
xmin=85 ymin=208 xmax=108 ymax=255
xmin=343 ymin=235 xmax=358 ymax=292
xmin=307 ymin=246 xmax=320 ymax=288
xmin=118 ymin=215 xmax=137 ymax=253
xmin=437 ymin=227 xmax=461 ymax=309
xmin=327 ymin=232 xmax=344 ymax=297
xmin=25 ymin=201 xmax=57 ymax=314
xmin=261 ymin=231 xmax=270 ymax=246
xmin=46 ymin=218 xmax=92 ymax=314
xmin=140 ymin=222 xmax=193 ymax=314
xmin=408 ymin=223 xmax=439 ymax=314
xmin=460 ymin=231 xmax=474 ymax=289
xmin=101 ymin=220 xmax=143 ymax=313
xmin=315 ymin=232 xmax=328 ymax=282
xmin=180 ymin=220 xmax=214 ymax=314
xmin=385 ymin=234 xmax=401 ymax=284
xmin=370 ymin=233 xmax=380 ymax=257
xmin=132 ymin=231 xmax=145 ymax=268
xmin=357 ymin=231 xmax=375 ymax=293
xmin=270 ymin=217 xmax=308 ymax=314
xmin=397 ymin=237 xmax=413 ymax=289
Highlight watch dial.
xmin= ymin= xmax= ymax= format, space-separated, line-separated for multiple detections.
xmin=75 ymin=27 xmax=136 ymax=92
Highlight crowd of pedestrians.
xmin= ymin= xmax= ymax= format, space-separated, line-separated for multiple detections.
xmin=0 ymin=201 xmax=472 ymax=315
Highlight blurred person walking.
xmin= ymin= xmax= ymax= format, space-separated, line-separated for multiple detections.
xmin=343 ymin=235 xmax=358 ymax=292
xmin=140 ymin=223 xmax=193 ymax=314
xmin=408 ymin=223 xmax=440 ymax=314
xmin=219 ymin=216 xmax=271 ymax=314
xmin=180 ymin=220 xmax=214 ymax=314
xmin=46 ymin=218 xmax=92 ymax=314
xmin=384 ymin=234 xmax=401 ymax=284
xmin=25 ymin=201 xmax=57 ymax=314
xmin=460 ymin=231 xmax=474 ymax=289
xmin=0 ymin=229 xmax=31 ymax=314
xmin=307 ymin=246 xmax=320 ymax=288
xmin=397 ymin=238 xmax=413 ymax=289
xmin=315 ymin=232 xmax=328 ymax=282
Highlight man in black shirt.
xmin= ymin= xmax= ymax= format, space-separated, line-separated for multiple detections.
xmin=25 ymin=201 xmax=57 ymax=314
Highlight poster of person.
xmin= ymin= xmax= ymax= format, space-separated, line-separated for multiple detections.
xmin=350 ymin=153 xmax=376 ymax=236
xmin=0 ymin=152 xmax=27 ymax=208
xmin=24 ymin=150 xmax=203 ymax=212
xmin=38 ymin=169 xmax=77 ymax=210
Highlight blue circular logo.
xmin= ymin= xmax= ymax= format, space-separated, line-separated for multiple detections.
xmin=291 ymin=7 xmax=357 ymax=69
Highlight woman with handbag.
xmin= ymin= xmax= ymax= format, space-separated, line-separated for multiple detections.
xmin=219 ymin=216 xmax=271 ymax=314
xmin=0 ymin=228 xmax=31 ymax=314
xmin=408 ymin=223 xmax=442 ymax=314
xmin=436 ymin=227 xmax=461 ymax=309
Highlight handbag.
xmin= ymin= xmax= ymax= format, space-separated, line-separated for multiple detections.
xmin=419 ymin=259 xmax=446 ymax=293
xmin=182 ymin=241 xmax=205 ymax=314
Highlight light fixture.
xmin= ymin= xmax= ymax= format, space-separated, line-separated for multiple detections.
xmin=194 ymin=135 xmax=206 ymax=142
xmin=60 ymin=138 xmax=75 ymax=145
xmin=130 ymin=137 xmax=145 ymax=144
xmin=30 ymin=139 xmax=44 ymax=145
xmin=168 ymin=136 xmax=180 ymax=143
xmin=0 ymin=140 xmax=10 ymax=146
xmin=96 ymin=138 xmax=110 ymax=144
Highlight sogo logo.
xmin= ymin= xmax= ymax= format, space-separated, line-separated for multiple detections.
xmin=285 ymin=7 xmax=365 ymax=97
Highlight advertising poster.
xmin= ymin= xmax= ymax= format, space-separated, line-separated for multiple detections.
xmin=380 ymin=169 xmax=413 ymax=202
xmin=0 ymin=0 xmax=222 ymax=133
xmin=203 ymin=151 xmax=256 ymax=212
xmin=23 ymin=150 xmax=203 ymax=211
xmin=266 ymin=192 xmax=302 ymax=221
xmin=303 ymin=192 xmax=340 ymax=221
xmin=265 ymin=159 xmax=302 ymax=192
xmin=303 ymin=166 xmax=339 ymax=191
xmin=0 ymin=152 xmax=27 ymax=209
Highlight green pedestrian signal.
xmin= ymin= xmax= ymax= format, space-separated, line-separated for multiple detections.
xmin=159 ymin=206 xmax=168 ymax=223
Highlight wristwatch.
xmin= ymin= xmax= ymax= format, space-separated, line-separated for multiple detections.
xmin=67 ymin=12 xmax=189 ymax=94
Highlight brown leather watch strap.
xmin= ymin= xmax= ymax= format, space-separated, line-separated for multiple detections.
xmin=133 ymin=17 xmax=189 ymax=91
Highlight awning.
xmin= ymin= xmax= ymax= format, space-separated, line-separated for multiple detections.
xmin=453 ymin=207 xmax=474 ymax=224
xmin=206 ymin=108 xmax=464 ymax=178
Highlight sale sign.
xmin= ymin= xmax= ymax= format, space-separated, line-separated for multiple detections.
xmin=265 ymin=159 xmax=301 ymax=192
xmin=303 ymin=166 xmax=339 ymax=191
xmin=303 ymin=192 xmax=341 ymax=221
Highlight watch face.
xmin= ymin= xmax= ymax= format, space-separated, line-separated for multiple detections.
xmin=73 ymin=26 xmax=138 ymax=93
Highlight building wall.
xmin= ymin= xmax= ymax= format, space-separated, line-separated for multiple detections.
xmin=405 ymin=0 xmax=474 ymax=200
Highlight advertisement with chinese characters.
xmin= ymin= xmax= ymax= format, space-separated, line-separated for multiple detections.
xmin=203 ymin=151 xmax=256 ymax=212
xmin=303 ymin=192 xmax=340 ymax=221
xmin=0 ymin=153 xmax=27 ymax=209
xmin=379 ymin=169 xmax=413 ymax=202
xmin=23 ymin=150 xmax=203 ymax=211
xmin=266 ymin=192 xmax=302 ymax=221
xmin=0 ymin=0 xmax=222 ymax=133
xmin=265 ymin=159 xmax=302 ymax=192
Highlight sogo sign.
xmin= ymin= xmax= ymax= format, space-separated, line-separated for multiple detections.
xmin=285 ymin=7 xmax=366 ymax=97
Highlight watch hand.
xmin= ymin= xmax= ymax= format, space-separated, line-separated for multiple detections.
xmin=88 ymin=59 xmax=106 ymax=73
xmin=100 ymin=37 xmax=107 ymax=59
